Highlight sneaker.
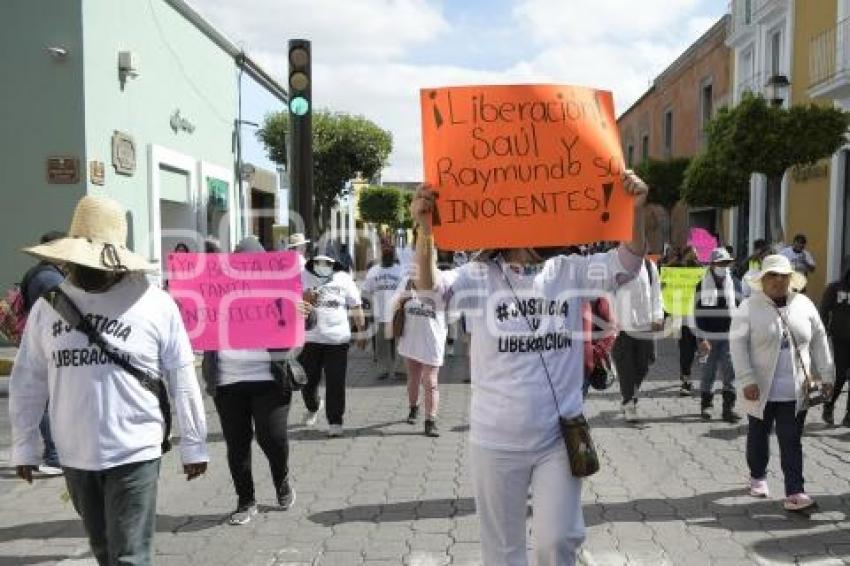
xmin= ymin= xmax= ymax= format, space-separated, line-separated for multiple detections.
xmin=424 ymin=419 xmax=440 ymax=437
xmin=328 ymin=424 xmax=343 ymax=437
xmin=37 ymin=464 xmax=63 ymax=476
xmin=679 ymin=379 xmax=693 ymax=397
xmin=623 ymin=400 xmax=639 ymax=423
xmin=722 ymin=409 xmax=742 ymax=423
xmin=823 ymin=404 xmax=835 ymax=425
xmin=229 ymin=503 xmax=258 ymax=525
xmin=783 ymin=493 xmax=816 ymax=512
xmin=277 ymin=480 xmax=296 ymax=510
xmin=749 ymin=478 xmax=769 ymax=498
xmin=407 ymin=406 xmax=419 ymax=424
xmin=303 ymin=398 xmax=324 ymax=427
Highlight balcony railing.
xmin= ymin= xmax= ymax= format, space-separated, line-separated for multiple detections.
xmin=809 ymin=17 xmax=850 ymax=91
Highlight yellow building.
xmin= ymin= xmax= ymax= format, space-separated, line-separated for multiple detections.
xmin=727 ymin=0 xmax=844 ymax=302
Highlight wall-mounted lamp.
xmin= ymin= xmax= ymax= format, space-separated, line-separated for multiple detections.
xmin=118 ymin=50 xmax=139 ymax=83
xmin=766 ymin=74 xmax=790 ymax=107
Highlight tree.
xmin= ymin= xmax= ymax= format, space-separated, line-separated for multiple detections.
xmin=634 ymin=157 xmax=691 ymax=211
xmin=358 ymin=185 xmax=404 ymax=227
xmin=258 ymin=110 xmax=393 ymax=234
xmin=683 ymin=94 xmax=850 ymax=242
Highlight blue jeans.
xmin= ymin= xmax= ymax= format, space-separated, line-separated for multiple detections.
xmin=64 ymin=459 xmax=161 ymax=566
xmin=39 ymin=407 xmax=59 ymax=467
xmin=701 ymin=339 xmax=734 ymax=394
xmin=747 ymin=402 xmax=807 ymax=496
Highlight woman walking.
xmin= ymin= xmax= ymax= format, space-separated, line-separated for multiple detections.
xmin=409 ymin=171 xmax=649 ymax=566
xmin=201 ymin=236 xmax=300 ymax=525
xmin=731 ymin=254 xmax=834 ymax=511
xmin=395 ymin=275 xmax=449 ymax=437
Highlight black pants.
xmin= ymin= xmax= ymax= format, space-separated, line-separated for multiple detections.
xmin=746 ymin=401 xmax=807 ymax=496
xmin=64 ymin=459 xmax=160 ymax=566
xmin=827 ymin=343 xmax=850 ymax=413
xmin=679 ymin=325 xmax=697 ymax=377
xmin=298 ymin=342 xmax=349 ymax=425
xmin=613 ymin=331 xmax=654 ymax=404
xmin=214 ymin=381 xmax=291 ymax=507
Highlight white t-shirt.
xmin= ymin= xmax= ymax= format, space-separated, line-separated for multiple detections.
xmin=779 ymin=246 xmax=815 ymax=274
xmin=302 ymin=269 xmax=362 ymax=344
xmin=396 ymin=277 xmax=449 ymax=367
xmin=361 ymin=263 xmax=404 ymax=324
xmin=10 ymin=275 xmax=208 ymax=470
xmin=769 ymin=307 xmax=797 ymax=401
xmin=218 ymin=349 xmax=274 ymax=387
xmin=441 ymin=249 xmax=635 ymax=451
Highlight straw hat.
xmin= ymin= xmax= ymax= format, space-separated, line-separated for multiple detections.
xmin=745 ymin=254 xmax=807 ymax=292
xmin=23 ymin=195 xmax=156 ymax=272
xmin=287 ymin=233 xmax=310 ymax=248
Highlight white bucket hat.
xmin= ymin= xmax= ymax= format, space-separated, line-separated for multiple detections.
xmin=745 ymin=254 xmax=807 ymax=292
xmin=23 ymin=195 xmax=156 ymax=272
xmin=287 ymin=233 xmax=310 ymax=249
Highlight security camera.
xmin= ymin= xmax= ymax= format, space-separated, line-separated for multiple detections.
xmin=45 ymin=47 xmax=68 ymax=59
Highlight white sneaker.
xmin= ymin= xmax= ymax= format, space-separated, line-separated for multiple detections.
xmin=749 ymin=478 xmax=769 ymax=498
xmin=37 ymin=464 xmax=63 ymax=476
xmin=328 ymin=424 xmax=343 ymax=437
xmin=623 ymin=400 xmax=639 ymax=423
xmin=303 ymin=398 xmax=323 ymax=427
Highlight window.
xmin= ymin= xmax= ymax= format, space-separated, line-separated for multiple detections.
xmin=770 ymin=30 xmax=782 ymax=76
xmin=627 ymin=144 xmax=634 ymax=167
xmin=663 ymin=110 xmax=673 ymax=156
xmin=700 ymin=82 xmax=713 ymax=147
xmin=641 ymin=134 xmax=649 ymax=162
xmin=744 ymin=0 xmax=751 ymax=25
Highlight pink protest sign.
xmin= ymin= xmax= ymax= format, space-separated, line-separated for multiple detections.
xmin=166 ymin=252 xmax=304 ymax=350
xmin=687 ymin=227 xmax=718 ymax=263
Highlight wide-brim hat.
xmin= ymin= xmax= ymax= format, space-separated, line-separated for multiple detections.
xmin=287 ymin=233 xmax=310 ymax=248
xmin=23 ymin=195 xmax=156 ymax=272
xmin=745 ymin=254 xmax=807 ymax=292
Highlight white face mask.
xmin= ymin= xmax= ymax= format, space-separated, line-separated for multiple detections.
xmin=314 ymin=263 xmax=333 ymax=277
xmin=712 ymin=266 xmax=728 ymax=278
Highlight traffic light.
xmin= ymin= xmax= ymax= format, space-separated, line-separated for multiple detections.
xmin=288 ymin=39 xmax=313 ymax=239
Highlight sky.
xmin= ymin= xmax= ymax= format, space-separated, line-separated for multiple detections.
xmin=193 ymin=0 xmax=729 ymax=181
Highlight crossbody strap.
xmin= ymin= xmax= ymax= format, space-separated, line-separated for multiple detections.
xmin=770 ymin=299 xmax=811 ymax=383
xmin=494 ymin=259 xmax=563 ymax=416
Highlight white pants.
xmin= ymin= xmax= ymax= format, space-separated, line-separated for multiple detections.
xmin=470 ymin=440 xmax=585 ymax=566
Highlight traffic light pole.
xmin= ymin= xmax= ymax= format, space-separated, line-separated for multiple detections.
xmin=288 ymin=39 xmax=313 ymax=242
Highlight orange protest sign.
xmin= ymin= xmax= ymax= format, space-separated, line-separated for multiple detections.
xmin=420 ymin=84 xmax=631 ymax=250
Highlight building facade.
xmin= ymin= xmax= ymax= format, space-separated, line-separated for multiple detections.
xmin=618 ymin=16 xmax=732 ymax=253
xmin=0 ymin=0 xmax=286 ymax=288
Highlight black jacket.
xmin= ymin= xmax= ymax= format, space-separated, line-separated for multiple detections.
xmin=821 ymin=273 xmax=850 ymax=342
xmin=694 ymin=274 xmax=743 ymax=337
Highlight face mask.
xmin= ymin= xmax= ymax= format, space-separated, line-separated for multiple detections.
xmin=522 ymin=263 xmax=544 ymax=276
xmin=712 ymin=266 xmax=727 ymax=278
xmin=314 ymin=264 xmax=333 ymax=277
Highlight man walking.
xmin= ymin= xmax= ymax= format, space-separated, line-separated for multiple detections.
xmin=695 ymin=247 xmax=743 ymax=422
xmin=361 ymin=242 xmax=404 ymax=380
xmin=779 ymin=234 xmax=815 ymax=277
xmin=10 ymin=196 xmax=208 ymax=566
xmin=820 ymin=264 xmax=850 ymax=426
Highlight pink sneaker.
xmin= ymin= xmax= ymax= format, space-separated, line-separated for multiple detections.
xmin=783 ymin=493 xmax=815 ymax=512
xmin=749 ymin=478 xmax=769 ymax=498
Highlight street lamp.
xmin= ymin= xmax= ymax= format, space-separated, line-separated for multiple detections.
xmin=766 ymin=74 xmax=790 ymax=107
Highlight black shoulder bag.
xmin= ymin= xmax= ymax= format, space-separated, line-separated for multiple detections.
xmin=47 ymin=288 xmax=173 ymax=453
xmin=496 ymin=259 xmax=600 ymax=477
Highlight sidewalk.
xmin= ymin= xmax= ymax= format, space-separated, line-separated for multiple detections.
xmin=0 ymin=340 xmax=847 ymax=565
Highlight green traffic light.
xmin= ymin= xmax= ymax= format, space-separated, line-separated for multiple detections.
xmin=290 ymin=97 xmax=310 ymax=116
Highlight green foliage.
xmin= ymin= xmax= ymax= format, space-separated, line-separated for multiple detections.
xmin=634 ymin=157 xmax=691 ymax=210
xmin=258 ymin=110 xmax=393 ymax=231
xmin=683 ymin=94 xmax=850 ymax=207
xmin=399 ymin=191 xmax=414 ymax=230
xmin=358 ymin=185 xmax=404 ymax=227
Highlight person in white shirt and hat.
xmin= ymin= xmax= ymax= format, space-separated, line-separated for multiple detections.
xmin=731 ymin=254 xmax=833 ymax=511
xmin=287 ymin=232 xmax=310 ymax=270
xmin=694 ymin=247 xmax=744 ymax=422
xmin=9 ymin=195 xmax=208 ymax=566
